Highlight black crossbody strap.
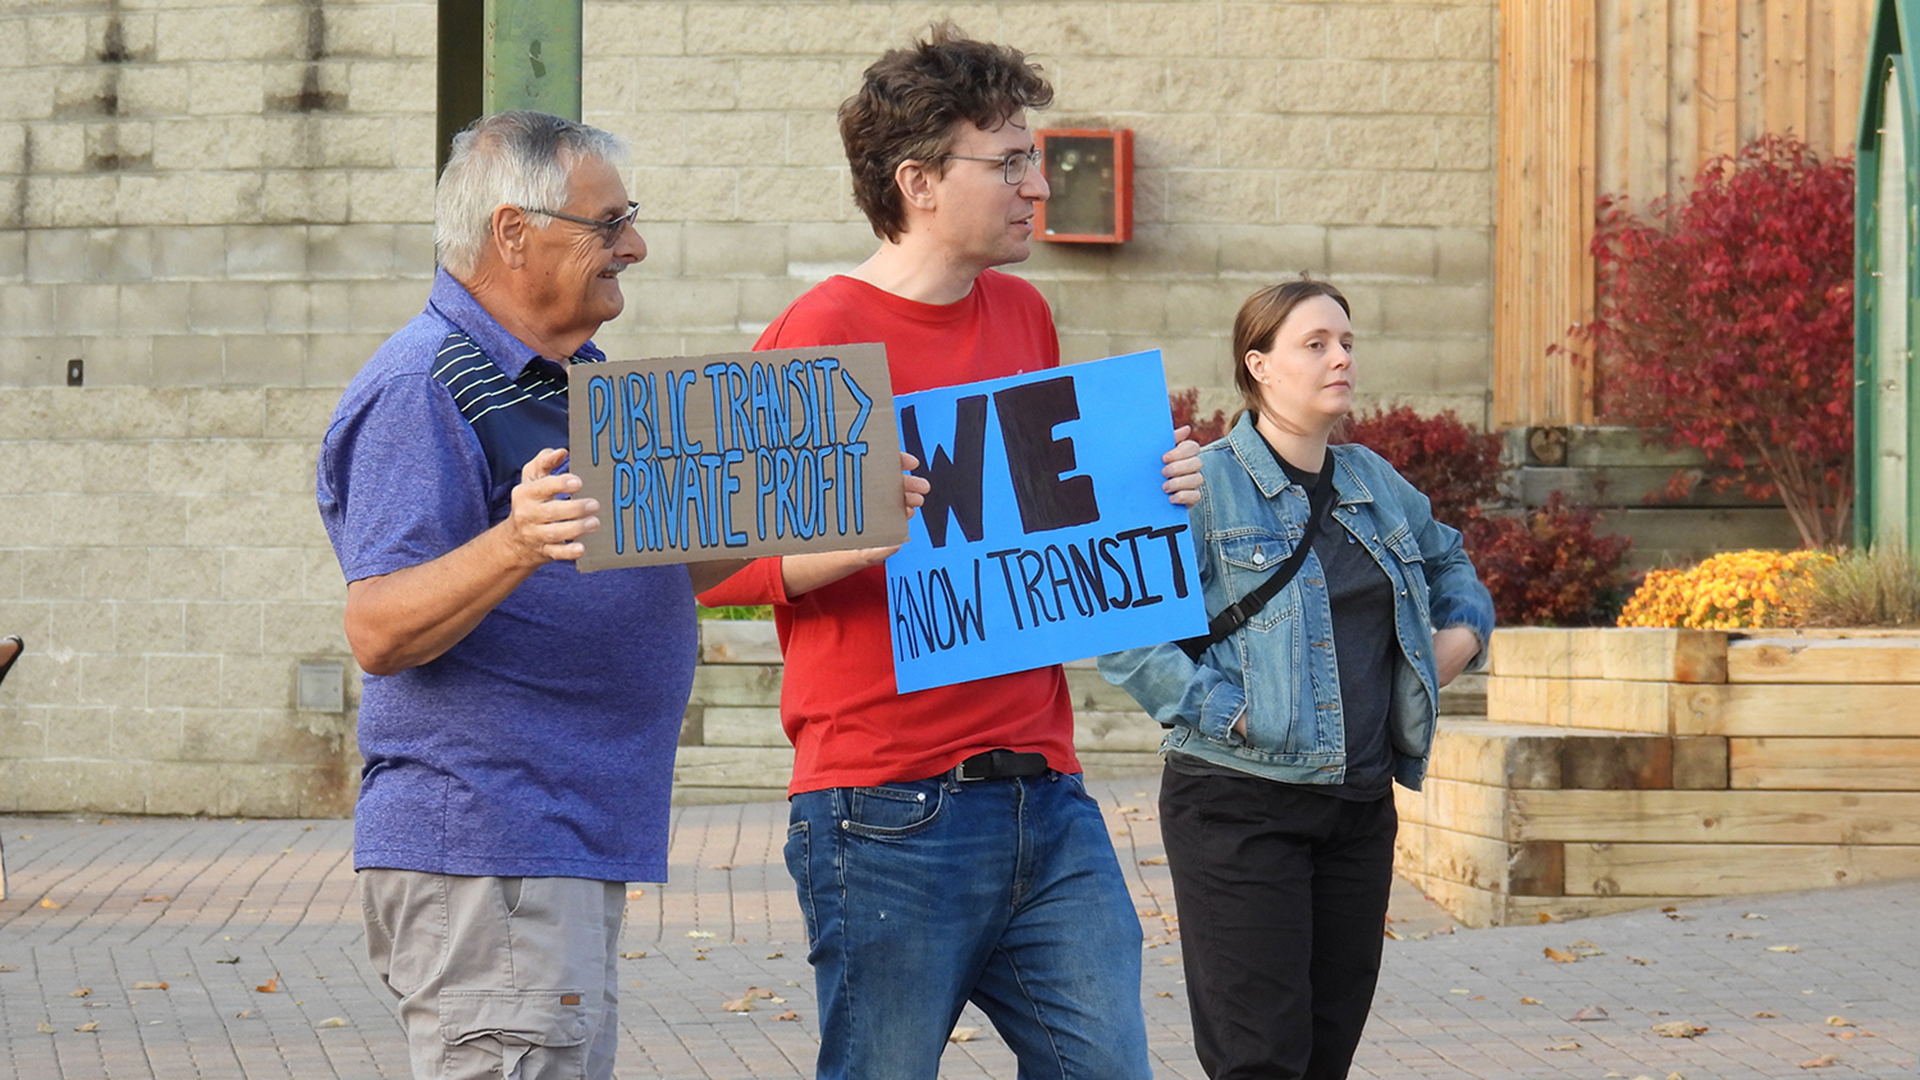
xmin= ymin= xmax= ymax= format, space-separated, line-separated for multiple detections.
xmin=1178 ymin=448 xmax=1335 ymax=662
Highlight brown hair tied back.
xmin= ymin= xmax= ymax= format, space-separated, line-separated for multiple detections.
xmin=838 ymin=22 xmax=1053 ymax=241
xmin=1230 ymin=278 xmax=1352 ymax=431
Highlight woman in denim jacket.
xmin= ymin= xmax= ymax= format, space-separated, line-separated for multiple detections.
xmin=1100 ymin=280 xmax=1494 ymax=1080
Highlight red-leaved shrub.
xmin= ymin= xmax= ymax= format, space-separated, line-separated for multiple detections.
xmin=1582 ymin=133 xmax=1855 ymax=548
xmin=1335 ymin=406 xmax=1502 ymax=530
xmin=1168 ymin=388 xmax=1229 ymax=446
xmin=1462 ymin=496 xmax=1634 ymax=626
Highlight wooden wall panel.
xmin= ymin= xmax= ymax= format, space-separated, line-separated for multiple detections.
xmin=1495 ymin=0 xmax=1874 ymax=428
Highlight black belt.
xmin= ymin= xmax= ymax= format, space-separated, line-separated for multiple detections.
xmin=950 ymin=749 xmax=1051 ymax=782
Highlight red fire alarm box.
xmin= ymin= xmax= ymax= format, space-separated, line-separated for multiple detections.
xmin=1035 ymin=128 xmax=1133 ymax=243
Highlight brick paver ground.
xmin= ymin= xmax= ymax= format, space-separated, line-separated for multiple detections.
xmin=0 ymin=775 xmax=1914 ymax=1079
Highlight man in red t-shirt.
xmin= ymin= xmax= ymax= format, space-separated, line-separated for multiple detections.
xmin=700 ymin=24 xmax=1200 ymax=1080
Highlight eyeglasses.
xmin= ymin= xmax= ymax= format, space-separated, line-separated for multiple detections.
xmin=937 ymin=147 xmax=1043 ymax=186
xmin=520 ymin=201 xmax=641 ymax=247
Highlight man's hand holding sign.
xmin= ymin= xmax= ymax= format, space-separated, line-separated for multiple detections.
xmin=885 ymin=350 xmax=1207 ymax=693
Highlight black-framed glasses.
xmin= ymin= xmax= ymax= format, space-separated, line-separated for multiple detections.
xmin=938 ymin=147 xmax=1043 ymax=186
xmin=520 ymin=201 xmax=641 ymax=247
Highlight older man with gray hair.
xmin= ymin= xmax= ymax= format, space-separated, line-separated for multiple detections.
xmin=317 ymin=111 xmax=739 ymax=1080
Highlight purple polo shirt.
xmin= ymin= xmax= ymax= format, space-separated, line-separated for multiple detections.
xmin=317 ymin=269 xmax=695 ymax=883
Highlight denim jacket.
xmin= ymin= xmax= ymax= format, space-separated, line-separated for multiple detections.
xmin=1099 ymin=414 xmax=1495 ymax=791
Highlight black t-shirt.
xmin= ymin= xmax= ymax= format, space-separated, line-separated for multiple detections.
xmin=1170 ymin=444 xmax=1399 ymax=800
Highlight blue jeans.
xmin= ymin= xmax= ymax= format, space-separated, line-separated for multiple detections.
xmin=785 ymin=771 xmax=1152 ymax=1080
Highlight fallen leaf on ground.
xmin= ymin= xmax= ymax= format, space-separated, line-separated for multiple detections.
xmin=1798 ymin=1055 xmax=1838 ymax=1069
xmin=1519 ymin=997 xmax=1542 ymax=1005
xmin=1651 ymin=1021 xmax=1708 ymax=1038
xmin=722 ymin=996 xmax=755 ymax=1013
xmin=1138 ymin=856 xmax=1167 ymax=866
xmin=141 ymin=895 xmax=170 ymax=903
xmin=39 ymin=898 xmax=58 ymax=909
xmin=1753 ymin=1011 xmax=1779 ymax=1018
xmin=215 ymin=956 xmax=239 ymax=964
xmin=625 ymin=889 xmax=645 ymax=900
xmin=0 ymin=965 xmax=14 ymax=973
xmin=73 ymin=1022 xmax=98 ymax=1033
xmin=774 ymin=1010 xmax=799 ymax=1021
xmin=687 ymin=931 xmax=716 ymax=939
xmin=1545 ymin=1040 xmax=1581 ymax=1052
xmin=1570 ymin=1005 xmax=1610 ymax=1021
xmin=255 ymin=976 xmax=279 ymax=993
xmin=1743 ymin=912 xmax=1767 ymax=919
xmin=1768 ymin=944 xmax=1801 ymax=953
xmin=1727 ymin=933 xmax=1756 ymax=940
xmin=36 ymin=1023 xmax=53 ymax=1034
xmin=1536 ymin=912 xmax=1555 ymax=923
xmin=69 ymin=987 xmax=93 ymax=998
xmin=315 ymin=1017 xmax=349 ymax=1029
xmin=618 ymin=952 xmax=648 ymax=960
xmin=1628 ymin=956 xmax=1654 ymax=965
xmin=1156 ymin=991 xmax=1173 ymax=998
xmin=1825 ymin=1016 xmax=1853 ymax=1027
xmin=743 ymin=986 xmax=777 ymax=999
xmin=1383 ymin=927 xmax=1404 ymax=940
xmin=1449 ymin=988 xmax=1471 ymax=994
xmin=765 ymin=951 xmax=783 ymax=959
xmin=132 ymin=981 xmax=168 ymax=991
xmin=710 ymin=863 xmax=733 ymax=871
xmin=1544 ymin=947 xmax=1580 ymax=963
xmin=949 ymin=1027 xmax=979 ymax=1043
xmin=234 ymin=1009 xmax=253 ymax=1019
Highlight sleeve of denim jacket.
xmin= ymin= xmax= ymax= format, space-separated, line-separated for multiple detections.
xmin=1367 ymin=448 xmax=1497 ymax=670
xmin=1095 ymin=490 xmax=1248 ymax=740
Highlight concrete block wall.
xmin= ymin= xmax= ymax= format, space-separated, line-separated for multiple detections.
xmin=0 ymin=0 xmax=1499 ymax=816
xmin=0 ymin=387 xmax=357 ymax=816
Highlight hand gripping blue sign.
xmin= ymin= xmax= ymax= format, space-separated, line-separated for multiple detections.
xmin=885 ymin=350 xmax=1206 ymax=693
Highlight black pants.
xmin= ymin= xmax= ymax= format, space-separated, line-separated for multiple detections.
xmin=1160 ymin=763 xmax=1397 ymax=1080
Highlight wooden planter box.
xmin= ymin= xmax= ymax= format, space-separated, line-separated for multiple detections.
xmin=1396 ymin=627 xmax=1920 ymax=926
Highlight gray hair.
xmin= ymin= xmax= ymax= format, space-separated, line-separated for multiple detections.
xmin=434 ymin=111 xmax=629 ymax=278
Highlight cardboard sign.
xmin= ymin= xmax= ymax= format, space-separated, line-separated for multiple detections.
xmin=885 ymin=350 xmax=1206 ymax=693
xmin=567 ymin=344 xmax=905 ymax=570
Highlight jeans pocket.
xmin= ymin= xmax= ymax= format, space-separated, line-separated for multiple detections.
xmin=783 ymin=820 xmax=817 ymax=946
xmin=840 ymin=782 xmax=943 ymax=840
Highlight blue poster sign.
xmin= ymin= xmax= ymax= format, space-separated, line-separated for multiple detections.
xmin=885 ymin=350 xmax=1206 ymax=693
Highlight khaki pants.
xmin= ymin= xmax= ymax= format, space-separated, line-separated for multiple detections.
xmin=361 ymin=870 xmax=625 ymax=1080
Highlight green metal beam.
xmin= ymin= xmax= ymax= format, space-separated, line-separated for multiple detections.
xmin=436 ymin=0 xmax=582 ymax=174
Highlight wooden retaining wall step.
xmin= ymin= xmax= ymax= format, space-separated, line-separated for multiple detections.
xmin=1507 ymin=789 xmax=1920 ymax=845
xmin=1564 ymin=842 xmax=1920 ymax=897
xmin=1491 ymin=627 xmax=1728 ymax=683
xmin=1428 ymin=720 xmax=1683 ymax=789
xmin=1730 ymin=636 xmax=1920 ymax=683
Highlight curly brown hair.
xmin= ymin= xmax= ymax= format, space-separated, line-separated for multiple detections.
xmin=838 ymin=22 xmax=1054 ymax=241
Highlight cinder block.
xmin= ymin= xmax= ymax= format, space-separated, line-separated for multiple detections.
xmin=259 ymin=600 xmax=350 ymax=654
xmin=113 ymin=601 xmax=187 ymax=655
xmin=1275 ymin=169 xmax=1386 ymax=227
xmin=1214 ymin=114 xmax=1329 ymax=167
xmin=1058 ymin=280 xmax=1167 ymax=334
xmin=188 ymin=62 xmax=266 ymax=115
xmin=148 ymin=546 xmax=223 ymax=601
xmin=585 ymin=3 xmax=685 ymax=56
xmin=112 ymin=493 xmax=191 ymax=547
xmin=80 ymin=442 xmax=150 ymax=494
xmin=1051 ymin=57 xmax=1168 ymax=112
xmin=188 ymin=281 xmax=268 ymax=333
xmin=782 ymin=110 xmax=844 ymax=168
xmin=1384 ymin=61 xmax=1494 ymax=115
xmin=139 ymin=431 xmax=222 ymax=489
xmin=80 ymin=653 xmax=148 ymax=708
xmin=1329 ymin=227 xmax=1439 ymax=280
xmin=681 ymin=223 xmax=787 ymax=278
xmin=50 ymin=597 xmax=116 ymax=650
xmin=628 ymin=166 xmax=735 ymax=221
xmin=1164 ymin=169 xmax=1275 ymax=225
xmin=1434 ymin=228 xmax=1493 ymax=284
xmin=265 ymin=282 xmax=311 ymax=332
xmin=146 ymin=653 xmax=221 ymax=708
xmin=1163 ymin=282 xmax=1244 ymax=334
xmin=116 ymin=66 xmax=192 ymax=116
xmin=153 ymin=225 xmax=229 ymax=278
xmin=1328 ymin=6 xmax=1438 ymax=60
xmin=394 ymin=224 xmax=433 ymax=270
xmin=784 ymin=222 xmax=875 ymax=271
xmin=29 ymin=122 xmax=86 ymax=173
xmin=187 ymin=387 xmax=267 ymax=438
xmin=226 ymin=224 xmax=309 ymax=278
xmin=151 ymin=334 xmax=227 ymax=385
xmin=0 ymin=230 xmax=24 ymax=283
xmin=1325 ymin=116 xmax=1439 ymax=170
xmin=345 ymin=279 xmax=428 ymax=332
xmin=221 ymin=334 xmax=307 ymax=384
xmin=322 ymin=7 xmax=395 ymax=57
xmin=223 ymin=439 xmax=313 ymax=493
xmin=28 ymin=14 xmax=92 ymax=67
xmin=1437 ymin=115 xmax=1494 ymax=170
xmin=141 ymin=760 xmax=224 ymax=815
xmin=1222 ymin=4 xmax=1328 ymax=58
xmin=108 ymin=386 xmax=193 ymax=440
xmin=57 ymin=282 xmax=119 ymax=335
xmin=391 ymin=6 xmax=434 ymax=59
xmin=222 ymin=546 xmax=307 ymax=602
xmin=99 ymin=226 xmax=157 ymax=283
xmin=110 ymin=706 xmax=185 ymax=761
xmin=185 ymin=600 xmax=265 ymax=654
xmin=1380 ymin=170 xmax=1494 ymax=228
xmin=3 ymin=285 xmax=58 ymax=336
xmin=216 ymin=655 xmax=285 ymax=711
xmin=347 ymin=167 xmax=432 ymax=224
xmin=14 ymin=759 xmax=153 ymax=814
xmin=347 ymin=58 xmax=433 ymax=113
xmin=27 ymin=174 xmax=119 ymax=228
xmin=1166 ymin=58 xmax=1278 ymax=113
xmin=262 ymin=170 xmax=353 ymax=224
xmin=85 ymin=544 xmax=154 ymax=601
xmin=627 ymin=279 xmax=739 ymax=331
xmin=737 ymin=277 xmax=808 ymax=326
xmin=1270 ymin=59 xmax=1387 ymax=113
xmin=306 ymin=333 xmax=389 ymax=385
xmin=1435 ymin=7 xmax=1497 ymax=60
xmin=318 ymin=115 xmax=396 ymax=168
xmin=0 ymin=61 xmax=55 ymax=121
xmin=302 ymin=548 xmax=347 ymax=599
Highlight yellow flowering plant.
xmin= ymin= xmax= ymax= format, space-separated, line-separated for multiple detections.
xmin=1617 ymin=549 xmax=1833 ymax=629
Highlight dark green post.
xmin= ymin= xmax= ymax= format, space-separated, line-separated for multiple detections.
xmin=436 ymin=0 xmax=583 ymax=174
